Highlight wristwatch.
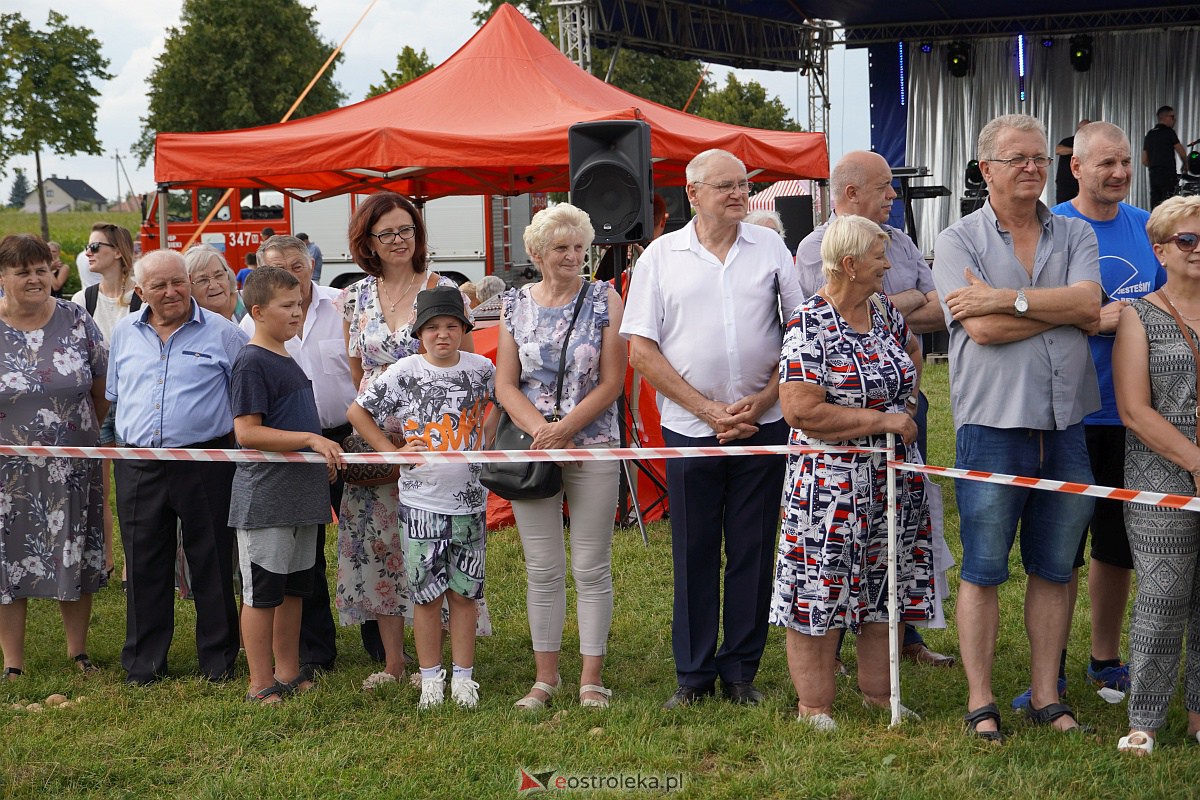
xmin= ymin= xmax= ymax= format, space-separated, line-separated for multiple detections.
xmin=1014 ymin=289 xmax=1029 ymax=317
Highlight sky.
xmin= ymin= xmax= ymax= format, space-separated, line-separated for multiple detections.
xmin=5 ymin=1 xmax=869 ymax=203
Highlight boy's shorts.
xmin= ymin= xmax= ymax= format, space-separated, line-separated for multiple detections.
xmin=237 ymin=524 xmax=318 ymax=608
xmin=399 ymin=505 xmax=486 ymax=605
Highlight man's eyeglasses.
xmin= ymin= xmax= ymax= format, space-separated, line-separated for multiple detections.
xmin=84 ymin=242 xmax=116 ymax=254
xmin=988 ymin=156 xmax=1053 ymax=170
xmin=369 ymin=226 xmax=417 ymax=244
xmin=1165 ymin=232 xmax=1200 ymax=252
xmin=693 ymin=180 xmax=751 ymax=194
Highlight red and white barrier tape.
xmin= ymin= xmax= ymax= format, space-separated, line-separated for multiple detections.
xmin=893 ymin=460 xmax=1200 ymax=513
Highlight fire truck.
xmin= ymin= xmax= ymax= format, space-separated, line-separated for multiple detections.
xmin=139 ymin=187 xmax=547 ymax=288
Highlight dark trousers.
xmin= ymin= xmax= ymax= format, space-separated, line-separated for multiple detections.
xmin=1150 ymin=175 xmax=1176 ymax=209
xmin=662 ymin=418 xmax=788 ymax=688
xmin=116 ymin=439 xmax=240 ymax=683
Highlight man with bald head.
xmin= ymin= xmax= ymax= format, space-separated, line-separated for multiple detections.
xmin=107 ymin=249 xmax=248 ymax=685
xmin=796 ymin=150 xmax=954 ymax=669
xmin=1049 ymin=121 xmax=1163 ymax=702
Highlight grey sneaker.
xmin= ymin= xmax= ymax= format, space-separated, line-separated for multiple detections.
xmin=418 ymin=669 xmax=446 ymax=709
xmin=450 ymin=675 xmax=480 ymax=708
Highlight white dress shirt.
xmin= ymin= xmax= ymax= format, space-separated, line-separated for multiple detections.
xmin=620 ymin=219 xmax=806 ymax=438
xmin=240 ymin=282 xmax=357 ymax=429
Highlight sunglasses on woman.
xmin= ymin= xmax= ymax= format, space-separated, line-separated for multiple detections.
xmin=1164 ymin=232 xmax=1199 ymax=252
xmin=84 ymin=241 xmax=117 ymax=254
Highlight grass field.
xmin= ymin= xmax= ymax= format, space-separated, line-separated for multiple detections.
xmin=0 ymin=209 xmax=143 ymax=296
xmin=1 ymin=362 xmax=1195 ymax=799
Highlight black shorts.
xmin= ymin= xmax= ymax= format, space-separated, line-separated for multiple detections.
xmin=1073 ymin=425 xmax=1134 ymax=570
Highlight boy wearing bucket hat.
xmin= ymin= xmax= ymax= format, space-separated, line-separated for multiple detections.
xmin=346 ymin=286 xmax=495 ymax=708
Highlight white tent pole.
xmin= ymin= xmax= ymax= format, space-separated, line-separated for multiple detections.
xmin=886 ymin=432 xmax=901 ymax=727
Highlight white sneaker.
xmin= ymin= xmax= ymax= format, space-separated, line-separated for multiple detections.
xmin=418 ymin=669 xmax=446 ymax=709
xmin=451 ymin=675 xmax=480 ymax=708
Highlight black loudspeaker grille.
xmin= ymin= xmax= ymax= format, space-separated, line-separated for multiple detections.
xmin=574 ymin=164 xmax=643 ymax=242
xmin=568 ymin=120 xmax=653 ymax=246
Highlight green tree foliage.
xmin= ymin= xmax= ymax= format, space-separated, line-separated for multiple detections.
xmin=598 ymin=48 xmax=708 ymax=112
xmin=0 ymin=11 xmax=112 ymax=238
xmin=366 ymin=46 xmax=436 ymax=99
xmin=697 ymin=73 xmax=801 ymax=131
xmin=134 ymin=0 xmax=345 ymax=164
xmin=7 ymin=167 xmax=30 ymax=208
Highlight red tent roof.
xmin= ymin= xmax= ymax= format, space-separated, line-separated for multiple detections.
xmin=152 ymin=4 xmax=827 ymax=200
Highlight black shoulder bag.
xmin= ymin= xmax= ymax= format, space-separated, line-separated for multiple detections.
xmin=481 ymin=281 xmax=590 ymax=501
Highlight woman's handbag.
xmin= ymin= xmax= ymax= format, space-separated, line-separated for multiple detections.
xmin=341 ymin=432 xmax=407 ymax=487
xmin=481 ymin=282 xmax=590 ymax=501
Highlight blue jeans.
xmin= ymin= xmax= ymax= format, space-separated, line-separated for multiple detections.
xmin=955 ymin=423 xmax=1093 ymax=586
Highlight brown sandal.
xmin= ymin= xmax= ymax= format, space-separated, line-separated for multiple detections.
xmin=73 ymin=653 xmax=100 ymax=675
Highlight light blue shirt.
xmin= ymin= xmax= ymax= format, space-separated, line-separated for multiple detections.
xmin=106 ymin=299 xmax=249 ymax=447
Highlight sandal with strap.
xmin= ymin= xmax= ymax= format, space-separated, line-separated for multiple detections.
xmin=1026 ymin=701 xmax=1092 ymax=733
xmin=514 ymin=676 xmax=561 ymax=711
xmin=3 ymin=666 xmax=23 ymax=681
xmin=244 ymin=684 xmax=285 ymax=704
xmin=579 ymin=684 xmax=612 ymax=709
xmin=73 ymin=653 xmax=100 ymax=675
xmin=964 ymin=703 xmax=1005 ymax=743
xmin=1117 ymin=730 xmax=1154 ymax=756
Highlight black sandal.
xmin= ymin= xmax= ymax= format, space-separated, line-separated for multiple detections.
xmin=3 ymin=666 xmax=23 ymax=680
xmin=245 ymin=684 xmax=285 ymax=704
xmin=73 ymin=653 xmax=100 ymax=675
xmin=1026 ymin=701 xmax=1091 ymax=732
xmin=964 ymin=703 xmax=1005 ymax=743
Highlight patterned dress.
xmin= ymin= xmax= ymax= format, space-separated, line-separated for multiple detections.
xmin=1 ymin=301 xmax=108 ymax=603
xmin=334 ymin=274 xmax=491 ymax=633
xmin=1124 ymin=298 xmax=1200 ymax=730
xmin=769 ymin=294 xmax=934 ymax=635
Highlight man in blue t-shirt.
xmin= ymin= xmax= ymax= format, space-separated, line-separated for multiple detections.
xmin=1051 ymin=121 xmax=1164 ymax=703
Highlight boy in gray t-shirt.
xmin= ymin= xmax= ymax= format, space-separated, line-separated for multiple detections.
xmin=229 ymin=268 xmax=343 ymax=704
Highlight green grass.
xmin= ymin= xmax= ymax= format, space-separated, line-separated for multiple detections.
xmin=0 ymin=209 xmax=142 ymax=296
xmin=1 ymin=362 xmax=1196 ymax=798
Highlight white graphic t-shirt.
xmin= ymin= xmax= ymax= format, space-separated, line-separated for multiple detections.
xmin=356 ymin=351 xmax=495 ymax=514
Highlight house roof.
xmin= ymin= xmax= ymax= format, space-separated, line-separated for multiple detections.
xmin=46 ymin=177 xmax=107 ymax=205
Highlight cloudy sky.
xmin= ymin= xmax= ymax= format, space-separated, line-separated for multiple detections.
xmin=7 ymin=0 xmax=868 ymax=202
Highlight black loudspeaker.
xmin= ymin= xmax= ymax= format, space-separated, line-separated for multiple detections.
xmin=569 ymin=120 xmax=653 ymax=245
xmin=774 ymin=195 xmax=815 ymax=254
xmin=658 ymin=185 xmax=690 ymax=235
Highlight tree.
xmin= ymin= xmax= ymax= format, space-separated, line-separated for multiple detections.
xmin=366 ymin=46 xmax=436 ymax=99
xmin=697 ymin=73 xmax=802 ymax=131
xmin=134 ymin=0 xmax=345 ymax=164
xmin=7 ymin=167 xmax=30 ymax=209
xmin=0 ymin=11 xmax=112 ymax=239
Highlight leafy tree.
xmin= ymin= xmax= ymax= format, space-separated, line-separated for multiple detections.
xmin=599 ymin=48 xmax=708 ymax=112
xmin=697 ymin=73 xmax=802 ymax=131
xmin=134 ymin=0 xmax=345 ymax=164
xmin=7 ymin=167 xmax=30 ymax=208
xmin=366 ymin=46 xmax=436 ymax=99
xmin=0 ymin=11 xmax=112 ymax=239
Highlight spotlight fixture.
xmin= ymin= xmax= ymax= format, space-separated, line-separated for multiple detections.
xmin=947 ymin=42 xmax=970 ymax=77
xmin=1069 ymin=34 xmax=1092 ymax=72
xmin=965 ymin=160 xmax=986 ymax=195
xmin=920 ymin=42 xmax=933 ymax=54
xmin=1041 ymin=36 xmax=1055 ymax=48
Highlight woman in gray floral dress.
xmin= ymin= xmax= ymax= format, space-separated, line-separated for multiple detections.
xmin=0 ymin=235 xmax=108 ymax=679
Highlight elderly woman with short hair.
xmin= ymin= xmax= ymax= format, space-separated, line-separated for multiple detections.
xmin=496 ymin=203 xmax=626 ymax=710
xmin=1 ymin=234 xmax=109 ymax=679
xmin=770 ymin=214 xmax=934 ymax=730
xmin=184 ymin=246 xmax=242 ymax=321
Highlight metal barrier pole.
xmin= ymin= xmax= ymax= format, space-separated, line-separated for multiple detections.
xmin=886 ymin=432 xmax=901 ymax=727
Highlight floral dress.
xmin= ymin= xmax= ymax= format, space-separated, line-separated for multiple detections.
xmin=334 ymin=274 xmax=491 ymax=634
xmin=1 ymin=301 xmax=108 ymax=603
xmin=769 ymin=294 xmax=934 ymax=635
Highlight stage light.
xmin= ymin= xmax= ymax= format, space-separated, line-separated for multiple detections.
xmin=947 ymin=43 xmax=969 ymax=77
xmin=1041 ymin=36 xmax=1055 ymax=48
xmin=965 ymin=159 xmax=985 ymax=194
xmin=920 ymin=42 xmax=932 ymax=54
xmin=1017 ymin=34 xmax=1027 ymax=102
xmin=1070 ymin=35 xmax=1092 ymax=72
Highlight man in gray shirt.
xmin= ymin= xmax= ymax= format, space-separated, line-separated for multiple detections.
xmin=933 ymin=114 xmax=1101 ymax=739
xmin=795 ymin=150 xmax=953 ymax=669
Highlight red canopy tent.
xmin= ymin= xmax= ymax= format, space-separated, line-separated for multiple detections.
xmin=152 ymin=3 xmax=828 ymax=199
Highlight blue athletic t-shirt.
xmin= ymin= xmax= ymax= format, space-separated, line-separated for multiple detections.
xmin=1051 ymin=201 xmax=1165 ymax=425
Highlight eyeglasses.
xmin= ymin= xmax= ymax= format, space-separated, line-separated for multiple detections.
xmin=369 ymin=226 xmax=417 ymax=244
xmin=988 ymin=155 xmax=1053 ymax=170
xmin=191 ymin=273 xmax=227 ymax=289
xmin=84 ymin=242 xmax=117 ymax=254
xmin=1164 ymin=232 xmax=1200 ymax=252
xmin=693 ymin=180 xmax=751 ymax=194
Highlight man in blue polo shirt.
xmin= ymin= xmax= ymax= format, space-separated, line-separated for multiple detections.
xmin=107 ymin=249 xmax=248 ymax=685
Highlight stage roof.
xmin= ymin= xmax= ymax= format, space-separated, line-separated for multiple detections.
xmin=592 ymin=1 xmax=1200 ymax=67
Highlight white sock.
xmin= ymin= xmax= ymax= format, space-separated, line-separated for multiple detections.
xmin=420 ymin=665 xmax=442 ymax=680
xmin=452 ymin=664 xmax=473 ymax=681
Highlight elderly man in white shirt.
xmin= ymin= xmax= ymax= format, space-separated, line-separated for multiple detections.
xmin=622 ymin=149 xmax=807 ymax=709
xmin=243 ymin=235 xmax=361 ymax=675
